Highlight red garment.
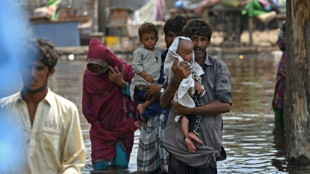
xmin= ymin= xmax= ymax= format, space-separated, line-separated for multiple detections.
xmin=82 ymin=38 xmax=137 ymax=163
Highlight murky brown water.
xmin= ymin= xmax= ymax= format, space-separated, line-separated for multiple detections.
xmin=4 ymin=54 xmax=310 ymax=173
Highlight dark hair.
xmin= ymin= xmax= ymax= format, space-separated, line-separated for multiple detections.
xmin=183 ymin=19 xmax=213 ymax=40
xmin=138 ymin=22 xmax=158 ymax=38
xmin=163 ymin=15 xmax=187 ymax=35
xmin=36 ymin=38 xmax=58 ymax=70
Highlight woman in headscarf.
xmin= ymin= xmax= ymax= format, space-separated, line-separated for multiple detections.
xmin=82 ymin=38 xmax=137 ymax=170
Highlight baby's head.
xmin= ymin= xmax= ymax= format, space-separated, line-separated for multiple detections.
xmin=138 ymin=22 xmax=158 ymax=51
xmin=176 ymin=39 xmax=194 ymax=62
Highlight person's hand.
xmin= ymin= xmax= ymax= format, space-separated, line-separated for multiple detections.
xmin=108 ymin=67 xmax=123 ymax=86
xmin=144 ymin=74 xmax=155 ymax=83
xmin=172 ymin=59 xmax=178 ymax=73
xmin=171 ymin=100 xmax=190 ymax=116
xmin=171 ymin=60 xmax=191 ymax=86
xmin=143 ymin=84 xmax=162 ymax=100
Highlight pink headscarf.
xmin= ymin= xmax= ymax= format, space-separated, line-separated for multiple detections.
xmin=82 ymin=38 xmax=137 ymax=163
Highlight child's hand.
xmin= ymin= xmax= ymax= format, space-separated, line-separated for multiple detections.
xmin=144 ymin=74 xmax=154 ymax=83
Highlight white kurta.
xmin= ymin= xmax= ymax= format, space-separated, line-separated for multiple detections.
xmin=0 ymin=89 xmax=85 ymax=174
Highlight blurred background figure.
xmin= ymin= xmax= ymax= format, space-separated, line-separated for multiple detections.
xmin=0 ymin=1 xmax=32 ymax=173
xmin=272 ymin=20 xmax=286 ymax=128
xmin=241 ymin=0 xmax=278 ymax=24
xmin=173 ymin=0 xmax=221 ymax=13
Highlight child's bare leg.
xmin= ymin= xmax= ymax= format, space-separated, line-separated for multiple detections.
xmin=138 ymin=99 xmax=152 ymax=114
xmin=188 ymin=131 xmax=202 ymax=144
xmin=194 ymin=81 xmax=204 ymax=95
xmin=185 ymin=138 xmax=196 ymax=153
xmin=181 ymin=116 xmax=196 ymax=152
xmin=135 ymin=120 xmax=142 ymax=130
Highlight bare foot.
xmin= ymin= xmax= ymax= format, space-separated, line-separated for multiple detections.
xmin=135 ymin=120 xmax=141 ymax=130
xmin=185 ymin=137 xmax=196 ymax=152
xmin=188 ymin=132 xmax=202 ymax=144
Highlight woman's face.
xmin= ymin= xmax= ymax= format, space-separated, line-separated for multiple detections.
xmin=88 ymin=62 xmax=109 ymax=75
xmin=90 ymin=64 xmax=104 ymax=73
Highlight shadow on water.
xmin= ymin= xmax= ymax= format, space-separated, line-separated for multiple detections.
xmin=3 ymin=53 xmax=310 ymax=173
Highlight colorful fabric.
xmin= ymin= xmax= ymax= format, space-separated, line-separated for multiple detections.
xmin=242 ymin=0 xmax=266 ymax=17
xmin=272 ymin=52 xmax=286 ymax=110
xmin=93 ymin=141 xmax=129 ymax=170
xmin=137 ymin=111 xmax=169 ymax=173
xmin=242 ymin=0 xmax=278 ymax=17
xmin=0 ymin=89 xmax=85 ymax=174
xmin=272 ymin=20 xmax=286 ymax=111
xmin=82 ymin=38 xmax=137 ymax=164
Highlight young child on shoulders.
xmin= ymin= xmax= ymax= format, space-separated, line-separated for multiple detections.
xmin=130 ymin=22 xmax=164 ymax=130
xmin=164 ymin=36 xmax=205 ymax=152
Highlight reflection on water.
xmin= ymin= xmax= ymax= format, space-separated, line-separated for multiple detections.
xmin=217 ymin=55 xmax=287 ymax=174
xmin=3 ymin=55 xmax=310 ymax=173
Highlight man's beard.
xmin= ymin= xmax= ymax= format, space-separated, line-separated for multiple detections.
xmin=23 ymin=78 xmax=48 ymax=94
xmin=23 ymin=84 xmax=47 ymax=94
xmin=194 ymin=46 xmax=206 ymax=64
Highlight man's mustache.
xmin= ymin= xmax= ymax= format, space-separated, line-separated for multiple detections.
xmin=194 ymin=46 xmax=204 ymax=52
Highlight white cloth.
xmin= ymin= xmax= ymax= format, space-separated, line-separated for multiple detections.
xmin=0 ymin=89 xmax=85 ymax=174
xmin=163 ymin=36 xmax=204 ymax=122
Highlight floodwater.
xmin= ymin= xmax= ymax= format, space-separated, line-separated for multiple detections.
xmin=4 ymin=53 xmax=310 ymax=173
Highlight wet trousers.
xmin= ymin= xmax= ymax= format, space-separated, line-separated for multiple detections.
xmin=93 ymin=141 xmax=128 ymax=170
xmin=168 ymin=154 xmax=217 ymax=174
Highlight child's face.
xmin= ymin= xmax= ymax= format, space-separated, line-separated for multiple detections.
xmin=140 ymin=32 xmax=158 ymax=51
xmin=177 ymin=40 xmax=194 ymax=62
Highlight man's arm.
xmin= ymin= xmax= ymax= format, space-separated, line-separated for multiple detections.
xmin=160 ymin=61 xmax=192 ymax=109
xmin=172 ymin=100 xmax=231 ymax=116
xmin=60 ymin=106 xmax=85 ymax=174
xmin=172 ymin=58 xmax=232 ymax=116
